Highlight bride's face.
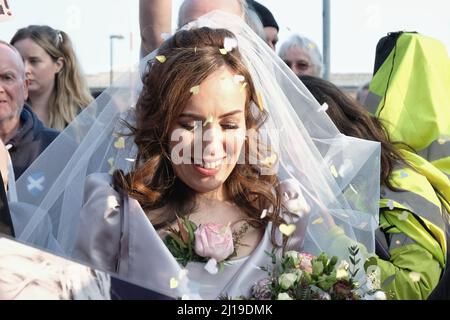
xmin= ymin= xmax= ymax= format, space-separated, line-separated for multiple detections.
xmin=169 ymin=66 xmax=247 ymax=196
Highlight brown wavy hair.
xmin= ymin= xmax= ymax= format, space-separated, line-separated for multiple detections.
xmin=114 ymin=27 xmax=282 ymax=231
xmin=300 ymin=75 xmax=405 ymax=191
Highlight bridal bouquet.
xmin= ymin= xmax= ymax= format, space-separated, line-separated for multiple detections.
xmin=249 ymin=246 xmax=387 ymax=300
xmin=164 ymin=216 xmax=238 ymax=274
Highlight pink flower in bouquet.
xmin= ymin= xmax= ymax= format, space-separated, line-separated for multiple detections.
xmin=298 ymin=252 xmax=314 ymax=273
xmin=194 ymin=223 xmax=234 ymax=262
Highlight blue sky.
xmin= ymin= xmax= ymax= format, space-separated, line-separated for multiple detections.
xmin=1 ymin=0 xmax=449 ymax=74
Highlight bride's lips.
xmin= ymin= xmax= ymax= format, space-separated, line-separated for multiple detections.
xmin=191 ymin=158 xmax=225 ymax=177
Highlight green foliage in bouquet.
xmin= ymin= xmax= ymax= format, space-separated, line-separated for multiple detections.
xmin=164 ymin=216 xmax=203 ymax=267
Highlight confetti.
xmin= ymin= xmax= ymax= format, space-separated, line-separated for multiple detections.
xmin=409 ymin=272 xmax=421 ymax=282
xmin=437 ymin=135 xmax=450 ymax=145
xmin=190 ymin=85 xmax=200 ymax=95
xmin=312 ymin=217 xmax=324 ymax=225
xmin=317 ymin=102 xmax=329 ymax=112
xmin=204 ymin=258 xmax=219 ymax=274
xmin=114 ymin=137 xmax=125 ymax=149
xmin=330 ymin=165 xmax=338 ymax=178
xmin=279 ymin=224 xmax=296 ymax=236
xmin=106 ymin=195 xmax=120 ymax=210
xmin=160 ymin=33 xmax=171 ymax=40
xmin=178 ymin=269 xmax=189 ymax=280
xmin=399 ymin=211 xmax=409 ymax=221
xmin=387 ymin=200 xmax=394 ymax=210
xmin=260 ymin=209 xmax=268 ymax=219
xmin=308 ymin=42 xmax=316 ymax=49
xmin=349 ymin=184 xmax=358 ymax=194
xmin=233 ymin=74 xmax=245 ymax=84
xmin=223 ymin=37 xmax=238 ymax=52
xmin=399 ymin=171 xmax=408 ymax=178
xmin=395 ymin=240 xmax=401 ymax=245
xmin=261 ymin=154 xmax=277 ymax=167
xmin=155 ymin=55 xmax=167 ymax=63
xmin=219 ymin=48 xmax=228 ymax=55
xmin=256 ymin=92 xmax=264 ymax=111
xmin=358 ymin=222 xmax=368 ymax=229
xmin=169 ymin=277 xmax=178 ymax=289
xmin=240 ymin=82 xmax=248 ymax=93
xmin=107 ymin=157 xmax=116 ymax=175
xmin=203 ymin=115 xmax=213 ymax=126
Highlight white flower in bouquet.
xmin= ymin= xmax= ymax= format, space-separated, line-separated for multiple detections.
xmin=277 ymin=292 xmax=294 ymax=300
xmin=278 ymin=273 xmax=297 ymax=290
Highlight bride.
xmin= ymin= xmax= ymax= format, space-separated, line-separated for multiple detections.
xmin=10 ymin=11 xmax=380 ymax=299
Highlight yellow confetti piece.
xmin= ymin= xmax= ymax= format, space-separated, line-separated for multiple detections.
xmin=279 ymin=224 xmax=296 ymax=236
xmin=261 ymin=154 xmax=277 ymax=167
xmin=395 ymin=240 xmax=401 ymax=245
xmin=330 ymin=165 xmax=338 ymax=178
xmin=114 ymin=137 xmax=125 ymax=149
xmin=409 ymin=272 xmax=421 ymax=282
xmin=190 ymin=85 xmax=200 ymax=95
xmin=107 ymin=158 xmax=114 ymax=167
xmin=155 ymin=55 xmax=167 ymax=63
xmin=399 ymin=211 xmax=409 ymax=221
xmin=312 ymin=217 xmax=324 ymax=225
xmin=256 ymin=92 xmax=264 ymax=111
xmin=240 ymin=82 xmax=248 ymax=93
xmin=308 ymin=42 xmax=316 ymax=49
xmin=107 ymin=158 xmax=115 ymax=175
xmin=203 ymin=115 xmax=213 ymax=126
xmin=169 ymin=277 xmax=179 ymax=289
xmin=219 ymin=48 xmax=228 ymax=55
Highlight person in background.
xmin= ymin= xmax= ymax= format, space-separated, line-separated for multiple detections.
xmin=300 ymin=75 xmax=450 ymax=300
xmin=140 ymin=0 xmax=253 ymax=58
xmin=364 ymin=32 xmax=450 ymax=179
xmin=279 ymin=34 xmax=323 ymax=77
xmin=356 ymin=81 xmax=370 ymax=106
xmin=246 ymin=0 xmax=279 ymax=50
xmin=0 ymin=40 xmax=58 ymax=179
xmin=11 ymin=25 xmax=92 ymax=131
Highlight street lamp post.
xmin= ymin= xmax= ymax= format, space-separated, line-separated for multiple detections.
xmin=109 ymin=34 xmax=124 ymax=86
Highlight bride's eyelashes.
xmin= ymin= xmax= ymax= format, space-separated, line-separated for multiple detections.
xmin=179 ymin=122 xmax=197 ymax=131
xmin=178 ymin=121 xmax=240 ymax=131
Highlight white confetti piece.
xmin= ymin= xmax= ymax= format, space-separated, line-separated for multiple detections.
xmin=204 ymin=258 xmax=219 ymax=274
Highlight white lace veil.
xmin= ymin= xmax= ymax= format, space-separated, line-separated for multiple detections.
xmin=10 ymin=11 xmax=380 ymax=264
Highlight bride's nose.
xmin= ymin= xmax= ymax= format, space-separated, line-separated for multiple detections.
xmin=202 ymin=125 xmax=226 ymax=158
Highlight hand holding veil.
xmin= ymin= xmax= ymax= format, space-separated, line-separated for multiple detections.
xmin=10 ymin=11 xmax=380 ymax=280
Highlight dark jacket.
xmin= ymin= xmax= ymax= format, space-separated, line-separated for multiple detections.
xmin=6 ymin=105 xmax=59 ymax=179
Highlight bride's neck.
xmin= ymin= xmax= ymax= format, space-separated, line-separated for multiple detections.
xmin=195 ymin=186 xmax=228 ymax=203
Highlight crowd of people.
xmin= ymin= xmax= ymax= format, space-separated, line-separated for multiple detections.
xmin=0 ymin=0 xmax=449 ymax=300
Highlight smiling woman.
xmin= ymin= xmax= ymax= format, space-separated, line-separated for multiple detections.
xmin=11 ymin=11 xmax=381 ymax=300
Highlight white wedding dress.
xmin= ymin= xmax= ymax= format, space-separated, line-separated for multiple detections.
xmin=74 ymin=173 xmax=276 ymax=299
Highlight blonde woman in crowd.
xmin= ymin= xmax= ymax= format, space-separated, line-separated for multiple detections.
xmin=11 ymin=25 xmax=92 ymax=130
